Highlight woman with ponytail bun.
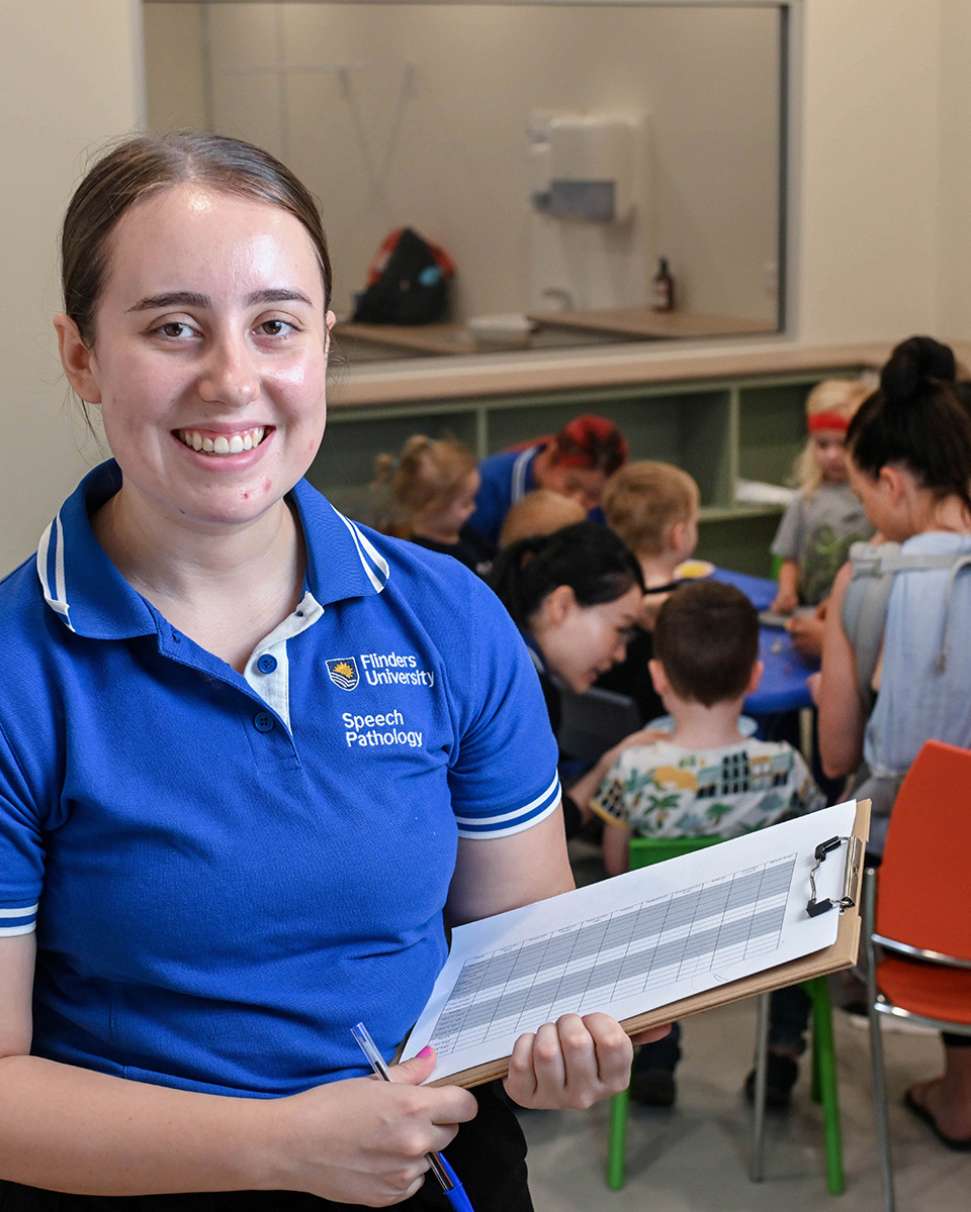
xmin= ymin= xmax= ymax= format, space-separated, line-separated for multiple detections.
xmin=816 ymin=335 xmax=971 ymax=1148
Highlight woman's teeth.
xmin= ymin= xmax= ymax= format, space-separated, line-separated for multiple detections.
xmin=177 ymin=427 xmax=265 ymax=456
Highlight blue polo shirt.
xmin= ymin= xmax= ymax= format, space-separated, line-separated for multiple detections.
xmin=467 ymin=444 xmax=607 ymax=546
xmin=467 ymin=446 xmax=540 ymax=547
xmin=0 ymin=461 xmax=560 ymax=1098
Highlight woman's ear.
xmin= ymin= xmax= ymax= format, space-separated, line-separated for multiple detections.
xmin=543 ymin=583 xmax=577 ymax=627
xmin=53 ymin=314 xmax=102 ymax=404
xmin=878 ymin=464 xmax=906 ymax=506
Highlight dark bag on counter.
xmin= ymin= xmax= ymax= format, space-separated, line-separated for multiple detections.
xmin=352 ymin=227 xmax=455 ymax=325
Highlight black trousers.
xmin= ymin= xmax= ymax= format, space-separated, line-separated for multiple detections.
xmin=0 ymin=1084 xmax=530 ymax=1212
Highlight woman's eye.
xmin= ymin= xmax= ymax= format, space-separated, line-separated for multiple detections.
xmin=155 ymin=321 xmax=197 ymax=340
xmin=256 ymin=318 xmax=297 ymax=338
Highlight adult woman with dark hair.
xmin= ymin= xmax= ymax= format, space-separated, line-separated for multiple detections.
xmin=0 ymin=133 xmax=666 ymax=1211
xmin=490 ymin=522 xmax=650 ymax=836
xmin=816 ymin=335 xmax=971 ymax=1149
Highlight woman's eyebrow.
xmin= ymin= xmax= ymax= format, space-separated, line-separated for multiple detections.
xmin=127 ymin=288 xmax=313 ymax=313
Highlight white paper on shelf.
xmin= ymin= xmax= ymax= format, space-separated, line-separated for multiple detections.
xmin=403 ymin=800 xmax=857 ymax=1082
xmin=735 ymin=478 xmax=798 ymax=506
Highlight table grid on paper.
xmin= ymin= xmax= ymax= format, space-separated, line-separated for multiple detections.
xmin=428 ymin=854 xmax=796 ymax=1057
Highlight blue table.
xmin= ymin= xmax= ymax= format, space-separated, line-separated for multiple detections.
xmin=710 ymin=567 xmax=816 ymax=715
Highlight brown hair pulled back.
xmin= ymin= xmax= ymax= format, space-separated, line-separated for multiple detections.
xmin=372 ymin=435 xmax=476 ymax=537
xmin=846 ymin=335 xmax=971 ymax=513
xmin=62 ymin=131 xmax=333 ymax=346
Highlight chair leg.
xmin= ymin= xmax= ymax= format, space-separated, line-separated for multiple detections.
xmin=749 ymin=991 xmax=771 ymax=1182
xmin=867 ymin=1008 xmax=895 ymax=1211
xmin=606 ymin=1087 xmax=629 ymax=1190
xmin=863 ymin=867 xmax=895 ymax=1212
xmin=808 ymin=978 xmax=845 ymax=1196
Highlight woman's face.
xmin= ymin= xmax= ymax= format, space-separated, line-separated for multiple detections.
xmin=536 ymin=583 xmax=644 ymax=693
xmin=539 ymin=463 xmax=606 ymax=513
xmin=60 ymin=184 xmax=333 ymax=532
xmin=847 ymin=458 xmax=912 ymax=541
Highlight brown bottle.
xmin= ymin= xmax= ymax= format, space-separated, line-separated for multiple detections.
xmin=651 ymin=256 xmax=675 ymax=313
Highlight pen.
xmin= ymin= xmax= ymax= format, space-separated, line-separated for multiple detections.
xmin=351 ymin=1022 xmax=475 ymax=1212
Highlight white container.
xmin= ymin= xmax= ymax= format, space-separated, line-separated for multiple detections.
xmin=467 ymin=313 xmax=535 ymax=350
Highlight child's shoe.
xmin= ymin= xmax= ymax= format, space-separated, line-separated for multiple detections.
xmin=743 ymin=1052 xmax=799 ymax=1109
xmin=630 ymin=1067 xmax=677 ymax=1108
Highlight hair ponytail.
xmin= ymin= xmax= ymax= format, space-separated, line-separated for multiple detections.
xmin=846 ymin=335 xmax=971 ymax=512
xmin=490 ymin=522 xmax=644 ymax=630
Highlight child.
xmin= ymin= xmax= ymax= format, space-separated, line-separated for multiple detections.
xmin=497 ymin=489 xmax=586 ymax=548
xmin=372 ymin=435 xmax=493 ymax=574
xmin=591 ymin=581 xmax=824 ymax=1107
xmin=771 ymin=379 xmax=874 ymax=613
xmin=596 ymin=461 xmax=701 ymax=719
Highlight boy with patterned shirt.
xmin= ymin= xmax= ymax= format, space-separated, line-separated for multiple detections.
xmin=591 ymin=580 xmax=824 ymax=1107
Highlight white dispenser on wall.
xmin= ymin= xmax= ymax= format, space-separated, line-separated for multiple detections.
xmin=527 ymin=110 xmax=650 ymax=313
xmin=531 ymin=114 xmax=637 ymax=223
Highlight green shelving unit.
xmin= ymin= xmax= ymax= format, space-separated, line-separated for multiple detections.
xmin=309 ymin=367 xmax=863 ymax=575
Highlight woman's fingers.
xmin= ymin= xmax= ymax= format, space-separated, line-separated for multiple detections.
xmin=581 ymin=1013 xmax=633 ymax=1091
xmin=505 ymin=1030 xmax=538 ymax=1105
xmin=531 ymin=1020 xmax=568 ymax=1094
xmin=504 ymin=1014 xmax=635 ymax=1109
xmin=630 ymin=1023 xmax=673 ymax=1046
xmin=556 ymin=1014 xmax=599 ymax=1105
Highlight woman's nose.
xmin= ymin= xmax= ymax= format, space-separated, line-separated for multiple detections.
xmin=197 ymin=337 xmax=258 ymax=408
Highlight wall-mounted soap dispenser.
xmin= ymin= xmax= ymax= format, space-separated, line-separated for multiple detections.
xmin=531 ymin=114 xmax=637 ymax=223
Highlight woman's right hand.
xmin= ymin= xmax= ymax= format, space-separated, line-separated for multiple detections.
xmin=271 ymin=1047 xmax=477 ymax=1207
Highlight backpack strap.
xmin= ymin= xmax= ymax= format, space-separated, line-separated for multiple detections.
xmin=841 ymin=542 xmax=965 ymax=706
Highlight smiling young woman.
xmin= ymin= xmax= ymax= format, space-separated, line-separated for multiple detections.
xmin=0 ymin=133 xmax=668 ymax=1211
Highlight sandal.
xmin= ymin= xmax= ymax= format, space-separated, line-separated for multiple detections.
xmin=904 ymin=1087 xmax=971 ymax=1152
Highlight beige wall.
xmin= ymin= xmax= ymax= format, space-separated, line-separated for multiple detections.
xmin=938 ymin=0 xmax=971 ymax=342
xmin=794 ymin=0 xmax=941 ymax=343
xmin=146 ymin=1 xmax=780 ymax=323
xmin=0 ymin=0 xmax=141 ymax=575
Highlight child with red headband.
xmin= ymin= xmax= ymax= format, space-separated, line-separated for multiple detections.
xmin=771 ymin=380 xmax=874 ymax=614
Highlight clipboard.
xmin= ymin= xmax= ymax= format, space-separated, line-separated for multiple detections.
xmin=429 ymin=799 xmax=870 ymax=1089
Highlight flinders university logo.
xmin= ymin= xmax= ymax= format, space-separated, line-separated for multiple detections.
xmin=326 ymin=657 xmax=360 ymax=691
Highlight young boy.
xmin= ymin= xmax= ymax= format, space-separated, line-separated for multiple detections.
xmin=591 ymin=581 xmax=824 ymax=1107
xmin=597 ymin=461 xmax=701 ymax=719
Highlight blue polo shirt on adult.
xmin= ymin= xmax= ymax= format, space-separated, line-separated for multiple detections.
xmin=467 ymin=444 xmax=607 ymax=547
xmin=467 ymin=446 xmax=541 ymax=547
xmin=0 ymin=461 xmax=560 ymax=1098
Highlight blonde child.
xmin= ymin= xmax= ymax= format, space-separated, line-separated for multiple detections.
xmin=372 ymin=435 xmax=493 ymax=574
xmin=771 ymin=380 xmax=874 ymax=613
xmin=498 ymin=489 xmax=586 ymax=548
xmin=596 ymin=461 xmax=701 ymax=719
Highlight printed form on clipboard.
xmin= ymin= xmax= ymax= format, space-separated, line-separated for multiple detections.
xmin=404 ymin=799 xmax=869 ymax=1087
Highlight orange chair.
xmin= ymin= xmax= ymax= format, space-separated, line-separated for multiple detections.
xmin=862 ymin=740 xmax=971 ymax=1212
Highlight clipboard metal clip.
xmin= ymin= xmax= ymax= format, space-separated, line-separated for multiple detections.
xmin=806 ymin=834 xmax=864 ymax=918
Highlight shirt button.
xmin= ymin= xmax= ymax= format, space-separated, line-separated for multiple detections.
xmin=253 ymin=711 xmax=275 ymax=733
xmin=256 ymin=653 xmax=278 ymax=675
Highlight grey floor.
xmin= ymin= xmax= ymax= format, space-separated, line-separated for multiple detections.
xmin=518 ymin=845 xmax=971 ymax=1211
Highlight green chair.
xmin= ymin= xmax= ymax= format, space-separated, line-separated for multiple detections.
xmin=605 ymin=835 xmax=845 ymax=1196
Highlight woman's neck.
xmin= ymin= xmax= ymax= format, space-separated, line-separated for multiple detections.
xmin=93 ymin=488 xmax=305 ymax=667
xmin=905 ymin=490 xmax=971 ymax=538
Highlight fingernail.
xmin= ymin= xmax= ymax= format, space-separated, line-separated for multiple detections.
xmin=417 ymin=1045 xmax=434 ymax=1059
